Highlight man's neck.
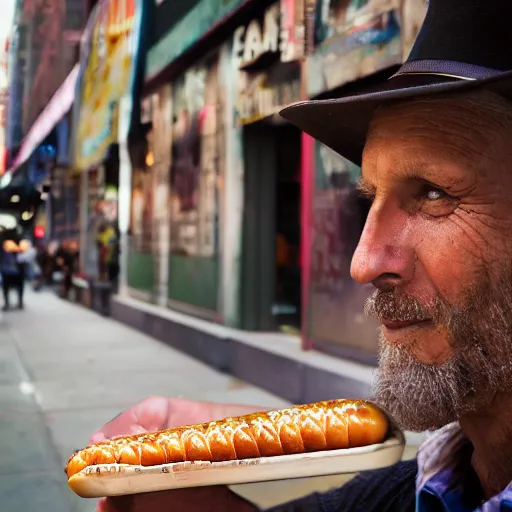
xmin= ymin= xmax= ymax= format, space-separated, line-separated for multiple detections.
xmin=459 ymin=394 xmax=512 ymax=499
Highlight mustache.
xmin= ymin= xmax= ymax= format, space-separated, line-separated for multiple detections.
xmin=364 ymin=289 xmax=441 ymax=323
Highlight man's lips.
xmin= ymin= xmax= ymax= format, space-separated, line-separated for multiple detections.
xmin=381 ymin=319 xmax=432 ymax=330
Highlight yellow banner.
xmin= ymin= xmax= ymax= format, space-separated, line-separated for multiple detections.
xmin=74 ymin=0 xmax=137 ymax=171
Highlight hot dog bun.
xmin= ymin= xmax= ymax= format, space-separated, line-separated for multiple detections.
xmin=66 ymin=399 xmax=389 ymax=478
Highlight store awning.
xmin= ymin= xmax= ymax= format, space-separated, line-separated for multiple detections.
xmin=9 ymin=63 xmax=79 ymax=173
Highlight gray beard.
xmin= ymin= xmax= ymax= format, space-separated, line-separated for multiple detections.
xmin=368 ymin=274 xmax=512 ymax=432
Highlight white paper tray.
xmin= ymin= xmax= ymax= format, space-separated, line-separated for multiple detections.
xmin=68 ymin=431 xmax=405 ymax=498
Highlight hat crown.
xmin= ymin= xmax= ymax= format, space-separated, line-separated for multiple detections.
xmin=407 ymin=0 xmax=512 ymax=72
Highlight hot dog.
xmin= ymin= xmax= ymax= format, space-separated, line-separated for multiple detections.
xmin=66 ymin=399 xmax=389 ymax=479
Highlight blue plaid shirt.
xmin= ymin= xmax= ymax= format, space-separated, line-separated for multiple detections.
xmin=417 ymin=423 xmax=512 ymax=511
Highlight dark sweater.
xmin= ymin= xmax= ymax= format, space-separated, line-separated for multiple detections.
xmin=263 ymin=459 xmax=418 ymax=512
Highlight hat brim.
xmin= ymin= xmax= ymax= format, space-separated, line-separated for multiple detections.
xmin=279 ymin=70 xmax=512 ymax=166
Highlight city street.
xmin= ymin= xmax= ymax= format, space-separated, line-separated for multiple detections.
xmin=0 ymin=290 xmax=421 ymax=512
xmin=0 ymin=289 xmax=292 ymax=511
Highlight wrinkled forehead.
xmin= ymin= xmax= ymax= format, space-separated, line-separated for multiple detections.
xmin=362 ymin=92 xmax=512 ymax=174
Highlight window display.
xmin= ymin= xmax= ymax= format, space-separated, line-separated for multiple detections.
xmin=168 ymin=52 xmax=223 ymax=312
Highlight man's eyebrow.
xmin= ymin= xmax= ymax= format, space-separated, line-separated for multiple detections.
xmin=356 ymin=178 xmax=376 ymax=197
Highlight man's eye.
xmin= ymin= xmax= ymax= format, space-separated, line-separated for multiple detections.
xmin=425 ymin=188 xmax=447 ymax=201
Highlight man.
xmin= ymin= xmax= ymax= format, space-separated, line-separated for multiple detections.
xmin=94 ymin=0 xmax=512 ymax=510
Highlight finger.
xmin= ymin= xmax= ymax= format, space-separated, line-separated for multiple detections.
xmin=90 ymin=397 xmax=170 ymax=441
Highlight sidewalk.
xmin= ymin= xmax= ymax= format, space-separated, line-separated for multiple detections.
xmin=0 ymin=290 xmax=422 ymax=512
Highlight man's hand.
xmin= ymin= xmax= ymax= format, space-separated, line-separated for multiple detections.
xmin=92 ymin=396 xmax=266 ymax=512
xmin=97 ymin=486 xmax=256 ymax=512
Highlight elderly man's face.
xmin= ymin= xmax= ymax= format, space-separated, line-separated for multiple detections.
xmin=351 ymin=91 xmax=512 ymax=430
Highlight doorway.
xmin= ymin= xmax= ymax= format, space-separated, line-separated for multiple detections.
xmin=241 ymin=119 xmax=302 ymax=332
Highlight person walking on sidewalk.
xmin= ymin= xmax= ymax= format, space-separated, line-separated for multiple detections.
xmin=0 ymin=237 xmax=25 ymax=311
xmin=91 ymin=1 xmax=512 ymax=511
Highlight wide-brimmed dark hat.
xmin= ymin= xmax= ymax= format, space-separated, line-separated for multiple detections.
xmin=280 ymin=0 xmax=512 ymax=166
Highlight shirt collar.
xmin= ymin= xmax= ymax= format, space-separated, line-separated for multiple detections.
xmin=416 ymin=423 xmax=512 ymax=511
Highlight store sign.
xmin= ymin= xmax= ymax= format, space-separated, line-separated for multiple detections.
xmin=73 ymin=0 xmax=143 ymax=171
xmin=233 ymin=3 xmax=281 ymax=67
xmin=232 ymin=0 xmax=303 ymax=125
xmin=233 ymin=0 xmax=304 ymax=67
xmin=235 ymin=72 xmax=301 ymax=125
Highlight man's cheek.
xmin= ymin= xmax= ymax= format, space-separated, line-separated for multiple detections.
xmin=416 ymin=234 xmax=484 ymax=307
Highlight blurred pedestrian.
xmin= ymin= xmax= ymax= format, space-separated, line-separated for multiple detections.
xmin=18 ymin=239 xmax=38 ymax=282
xmin=33 ymin=242 xmax=51 ymax=290
xmin=96 ymin=222 xmax=119 ymax=286
xmin=0 ymin=236 xmax=24 ymax=310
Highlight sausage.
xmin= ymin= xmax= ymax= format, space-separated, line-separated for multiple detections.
xmin=66 ymin=399 xmax=389 ymax=478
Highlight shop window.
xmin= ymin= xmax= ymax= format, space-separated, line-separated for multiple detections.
xmin=168 ymin=53 xmax=223 ymax=313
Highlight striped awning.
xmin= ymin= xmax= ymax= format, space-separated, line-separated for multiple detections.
xmin=8 ymin=63 xmax=79 ymax=173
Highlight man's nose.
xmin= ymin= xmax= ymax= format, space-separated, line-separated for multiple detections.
xmin=350 ymin=204 xmax=414 ymax=290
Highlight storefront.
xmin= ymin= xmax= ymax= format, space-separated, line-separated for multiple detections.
xmin=302 ymin=0 xmax=427 ymax=360
xmin=232 ymin=0 xmax=304 ymax=331
xmin=124 ymin=84 xmax=173 ymax=303
xmin=167 ymin=50 xmax=224 ymax=317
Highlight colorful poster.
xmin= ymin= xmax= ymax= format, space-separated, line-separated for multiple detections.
xmin=73 ymin=0 xmax=142 ymax=171
xmin=307 ymin=0 xmax=402 ymax=97
xmin=307 ymin=0 xmax=427 ymax=97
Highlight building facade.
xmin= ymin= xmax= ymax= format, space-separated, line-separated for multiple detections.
xmin=118 ymin=0 xmax=428 ymax=365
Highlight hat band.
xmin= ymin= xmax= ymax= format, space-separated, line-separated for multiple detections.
xmin=393 ymin=59 xmax=502 ymax=81
xmin=394 ymin=71 xmax=475 ymax=81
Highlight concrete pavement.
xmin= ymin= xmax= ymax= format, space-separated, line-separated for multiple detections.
xmin=0 ymin=290 xmax=422 ymax=512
